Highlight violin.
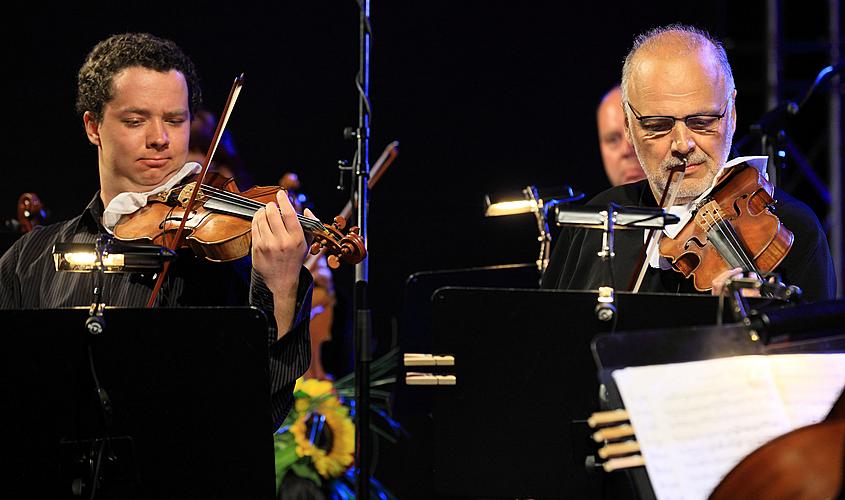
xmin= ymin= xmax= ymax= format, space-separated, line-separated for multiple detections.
xmin=658 ymin=163 xmax=794 ymax=292
xmin=112 ymin=172 xmax=367 ymax=267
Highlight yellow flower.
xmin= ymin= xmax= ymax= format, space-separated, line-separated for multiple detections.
xmin=311 ymin=405 xmax=355 ymax=478
xmin=289 ymin=387 xmax=355 ymax=478
xmin=298 ymin=378 xmax=335 ymax=399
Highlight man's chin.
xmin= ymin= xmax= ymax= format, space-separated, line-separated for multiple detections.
xmin=140 ymin=164 xmax=183 ymax=184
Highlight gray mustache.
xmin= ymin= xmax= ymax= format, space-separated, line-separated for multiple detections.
xmin=662 ymin=154 xmax=709 ymax=170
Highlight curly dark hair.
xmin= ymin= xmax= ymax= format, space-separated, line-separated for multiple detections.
xmin=76 ymin=32 xmax=202 ymax=121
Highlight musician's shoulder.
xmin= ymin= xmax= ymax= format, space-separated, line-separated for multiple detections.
xmin=773 ymin=188 xmax=823 ymax=225
xmin=585 ymin=179 xmax=649 ymax=206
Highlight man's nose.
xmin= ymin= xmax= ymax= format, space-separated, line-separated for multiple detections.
xmin=622 ymin=137 xmax=636 ymax=157
xmin=670 ymin=123 xmax=695 ymax=156
xmin=147 ymin=120 xmax=170 ymax=150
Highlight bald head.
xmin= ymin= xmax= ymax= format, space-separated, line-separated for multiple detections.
xmin=597 ymin=85 xmax=644 ymax=186
xmin=619 ymin=25 xmax=738 ymax=205
xmin=621 ymin=25 xmax=734 ymax=105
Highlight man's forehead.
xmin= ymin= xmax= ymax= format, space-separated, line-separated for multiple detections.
xmin=628 ymin=50 xmax=726 ymax=104
xmin=597 ymin=92 xmax=624 ymax=128
xmin=106 ymin=67 xmax=189 ymax=111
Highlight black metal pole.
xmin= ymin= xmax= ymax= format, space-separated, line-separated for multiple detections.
xmin=353 ymin=1 xmax=372 ymax=498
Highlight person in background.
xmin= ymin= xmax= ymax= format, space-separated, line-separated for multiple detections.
xmin=597 ymin=84 xmax=646 ymax=186
xmin=186 ymin=107 xmax=255 ymax=189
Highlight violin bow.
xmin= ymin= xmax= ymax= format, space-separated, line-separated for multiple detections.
xmin=146 ymin=74 xmax=245 ymax=307
xmin=304 ymin=140 xmax=398 ymax=272
xmin=628 ymin=157 xmax=687 ymax=292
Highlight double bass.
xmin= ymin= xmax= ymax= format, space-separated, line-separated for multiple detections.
xmin=279 ymin=170 xmax=337 ymax=380
xmin=279 ymin=140 xmax=399 ymax=380
xmin=710 ymin=388 xmax=845 ymax=499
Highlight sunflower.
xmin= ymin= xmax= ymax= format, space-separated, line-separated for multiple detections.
xmin=288 ymin=378 xmax=355 ymax=479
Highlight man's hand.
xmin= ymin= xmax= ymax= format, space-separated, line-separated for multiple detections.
xmin=252 ymin=189 xmax=314 ymax=336
xmin=711 ymin=267 xmax=761 ymax=297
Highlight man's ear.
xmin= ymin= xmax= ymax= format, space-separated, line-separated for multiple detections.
xmin=729 ymin=88 xmax=738 ymax=136
xmin=83 ymin=111 xmax=101 ymax=146
xmin=623 ymin=110 xmax=634 ymax=144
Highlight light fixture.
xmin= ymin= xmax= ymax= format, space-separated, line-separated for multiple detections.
xmin=53 ymin=240 xmax=177 ymax=273
xmin=484 ymin=198 xmax=539 ymax=217
xmin=484 ymin=185 xmax=585 ymax=274
xmin=554 ymin=205 xmax=679 ymax=230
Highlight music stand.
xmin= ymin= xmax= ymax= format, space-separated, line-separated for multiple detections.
xmin=0 ymin=306 xmax=276 ymax=500
xmin=424 ymin=287 xmax=774 ymax=499
xmin=383 ymin=264 xmax=540 ymax=498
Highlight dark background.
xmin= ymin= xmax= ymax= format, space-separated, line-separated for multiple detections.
xmin=4 ymin=1 xmax=841 ymax=496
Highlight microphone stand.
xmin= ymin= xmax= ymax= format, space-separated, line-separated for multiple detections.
xmin=350 ymin=1 xmax=373 ymax=497
xmin=734 ymin=61 xmax=845 ymax=189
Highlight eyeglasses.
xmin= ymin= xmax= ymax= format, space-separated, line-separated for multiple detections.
xmin=626 ymin=98 xmax=730 ymax=134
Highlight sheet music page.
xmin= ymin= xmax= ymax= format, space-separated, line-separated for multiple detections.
xmin=613 ymin=355 xmax=793 ymax=500
xmin=769 ymin=353 xmax=845 ymax=428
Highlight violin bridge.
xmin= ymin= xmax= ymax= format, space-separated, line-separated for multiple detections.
xmin=693 ymin=200 xmax=727 ymax=231
xmin=176 ymin=182 xmax=207 ymax=207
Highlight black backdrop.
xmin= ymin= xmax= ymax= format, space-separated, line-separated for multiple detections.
xmin=4 ymin=1 xmax=838 ymax=495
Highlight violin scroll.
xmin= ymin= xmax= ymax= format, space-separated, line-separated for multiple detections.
xmin=308 ymin=215 xmax=365 ymax=269
xmin=16 ymin=192 xmax=47 ymax=233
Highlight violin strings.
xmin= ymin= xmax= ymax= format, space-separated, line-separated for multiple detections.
xmin=199 ymin=185 xmax=327 ymax=233
xmin=704 ymin=207 xmax=757 ymax=272
xmin=711 ymin=208 xmax=758 ymax=271
xmin=704 ymin=208 xmax=742 ymax=266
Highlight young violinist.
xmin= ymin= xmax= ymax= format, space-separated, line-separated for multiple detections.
xmin=0 ymin=32 xmax=314 ymax=429
xmin=542 ymin=24 xmax=836 ymax=303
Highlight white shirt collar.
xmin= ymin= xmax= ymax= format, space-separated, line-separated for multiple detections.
xmin=102 ymin=162 xmax=202 ymax=233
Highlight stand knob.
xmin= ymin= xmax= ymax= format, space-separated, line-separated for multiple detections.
xmin=86 ymin=316 xmax=105 ymax=335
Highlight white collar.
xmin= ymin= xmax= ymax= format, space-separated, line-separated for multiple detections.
xmin=102 ymin=162 xmax=202 ymax=233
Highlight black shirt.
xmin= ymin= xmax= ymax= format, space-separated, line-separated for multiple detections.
xmin=0 ymin=192 xmax=313 ymax=428
xmin=542 ymin=179 xmax=836 ymax=303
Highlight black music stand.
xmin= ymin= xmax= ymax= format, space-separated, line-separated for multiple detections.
xmin=0 ymin=307 xmax=276 ymax=500
xmin=384 ymin=264 xmax=540 ymax=498
xmin=591 ymin=299 xmax=845 ymax=500
xmin=423 ymin=287 xmax=779 ymax=499
xmin=401 ymin=264 xmax=541 ymax=354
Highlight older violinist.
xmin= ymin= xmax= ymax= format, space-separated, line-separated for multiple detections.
xmin=542 ymin=24 xmax=836 ymax=302
xmin=0 ymin=33 xmax=312 ymax=428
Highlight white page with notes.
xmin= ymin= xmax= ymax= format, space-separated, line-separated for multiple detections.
xmin=612 ymin=353 xmax=845 ymax=500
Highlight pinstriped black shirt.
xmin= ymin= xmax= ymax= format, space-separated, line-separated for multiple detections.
xmin=0 ymin=192 xmax=312 ymax=428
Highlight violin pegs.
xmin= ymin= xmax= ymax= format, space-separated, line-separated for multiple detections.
xmin=327 ymin=254 xmax=340 ymax=269
xmin=349 ymin=226 xmax=360 ymax=235
xmin=333 ymin=215 xmax=347 ymax=230
xmin=309 ymin=242 xmax=321 ymax=255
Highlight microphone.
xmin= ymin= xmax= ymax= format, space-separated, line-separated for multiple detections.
xmin=791 ymin=61 xmax=845 ymax=115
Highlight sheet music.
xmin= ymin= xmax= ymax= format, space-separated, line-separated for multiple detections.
xmin=770 ymin=353 xmax=845 ymax=428
xmin=612 ymin=353 xmax=845 ymax=500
